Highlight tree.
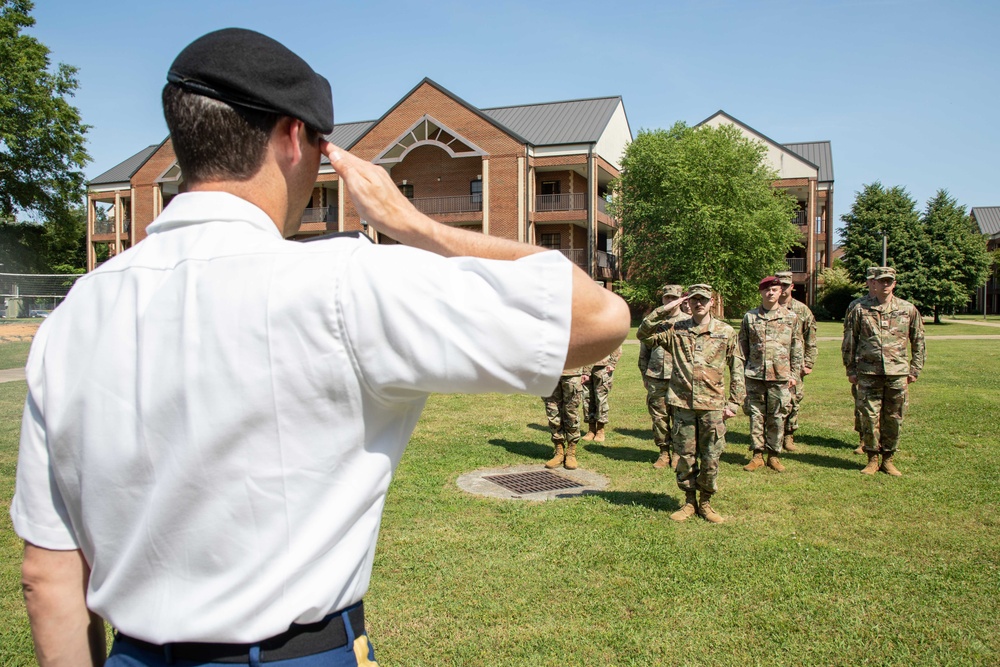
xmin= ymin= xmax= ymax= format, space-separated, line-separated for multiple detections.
xmin=0 ymin=218 xmax=46 ymax=272
xmin=0 ymin=0 xmax=89 ymax=225
xmin=611 ymin=122 xmax=799 ymax=312
xmin=839 ymin=182 xmax=925 ymax=300
xmin=815 ymin=264 xmax=861 ymax=321
xmin=909 ymin=190 xmax=990 ymax=323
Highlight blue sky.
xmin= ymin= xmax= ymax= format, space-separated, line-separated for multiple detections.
xmin=29 ymin=0 xmax=999 ymax=236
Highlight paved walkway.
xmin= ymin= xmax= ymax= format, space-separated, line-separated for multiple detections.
xmin=0 ymin=367 xmax=26 ymax=383
xmin=940 ymin=318 xmax=1000 ymax=328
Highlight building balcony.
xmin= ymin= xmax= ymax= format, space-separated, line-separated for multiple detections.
xmin=786 ymin=257 xmax=806 ymax=273
xmin=537 ymin=193 xmax=585 ymax=212
xmin=301 ymin=206 xmax=338 ymax=224
xmin=92 ymin=220 xmax=130 ymax=240
xmin=411 ymin=195 xmax=482 ymax=215
xmin=792 ymin=210 xmax=807 ymax=226
xmin=554 ymin=248 xmax=620 ymax=280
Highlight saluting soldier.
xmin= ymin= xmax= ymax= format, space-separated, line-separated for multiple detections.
xmin=637 ymin=284 xmax=688 ymax=468
xmin=775 ymin=271 xmax=817 ymax=452
xmin=638 ymin=284 xmax=744 ymax=524
xmin=842 ymin=266 xmax=925 ymax=476
xmin=739 ymin=276 xmax=803 ymax=473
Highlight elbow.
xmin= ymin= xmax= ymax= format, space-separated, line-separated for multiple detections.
xmin=565 ymin=291 xmax=630 ymax=368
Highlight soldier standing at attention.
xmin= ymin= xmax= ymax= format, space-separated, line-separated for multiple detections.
xmin=740 ymin=276 xmax=803 ymax=473
xmin=845 ymin=267 xmax=878 ymax=454
xmin=842 ymin=266 xmax=925 ymax=476
xmin=638 ymin=285 xmax=744 ymax=523
xmin=637 ymin=284 xmax=688 ymax=468
xmin=543 ymin=366 xmax=586 ymax=470
xmin=775 ymin=271 xmax=817 ymax=452
xmin=581 ymin=345 xmax=622 ymax=443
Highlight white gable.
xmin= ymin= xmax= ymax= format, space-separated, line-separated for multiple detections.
xmin=701 ymin=113 xmax=817 ymax=180
xmin=595 ymin=101 xmax=631 ymax=171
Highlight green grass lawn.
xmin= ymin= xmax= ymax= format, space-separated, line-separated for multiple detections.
xmin=2 ymin=337 xmax=999 ymax=665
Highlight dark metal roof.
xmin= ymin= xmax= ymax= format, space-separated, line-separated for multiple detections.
xmin=89 ymin=144 xmax=161 ymax=185
xmin=784 ymin=141 xmax=834 ymax=183
xmin=482 ymin=96 xmax=623 ymax=146
xmin=320 ymin=121 xmax=377 ymax=164
xmin=971 ymin=207 xmax=1000 ymax=236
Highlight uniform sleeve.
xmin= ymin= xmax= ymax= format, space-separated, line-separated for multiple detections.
xmin=842 ymin=306 xmax=858 ymax=376
xmin=803 ymin=310 xmax=818 ymax=370
xmin=908 ymin=305 xmax=926 ymax=378
xmin=726 ymin=327 xmax=746 ymax=410
xmin=737 ymin=315 xmax=750 ymax=368
xmin=636 ymin=306 xmax=668 ymax=343
xmin=609 ymin=346 xmax=622 ymax=367
xmin=339 ymin=246 xmax=573 ymax=400
xmin=637 ymin=341 xmax=650 ymax=375
xmin=790 ymin=315 xmax=804 ymax=379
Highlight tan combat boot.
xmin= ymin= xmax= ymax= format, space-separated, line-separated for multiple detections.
xmin=581 ymin=421 xmax=597 ymax=441
xmin=652 ymin=445 xmax=671 ymax=469
xmin=545 ymin=443 xmax=565 ymax=469
xmin=766 ymin=452 xmax=785 ymax=472
xmin=880 ymin=452 xmax=903 ymax=477
xmin=783 ymin=433 xmax=798 ymax=452
xmin=563 ymin=442 xmax=579 ymax=470
xmin=860 ymin=452 xmax=879 ymax=475
xmin=669 ymin=451 xmax=680 ymax=470
xmin=743 ymin=451 xmax=765 ymax=471
xmin=593 ymin=422 xmax=607 ymax=443
xmin=670 ymin=491 xmax=698 ymax=522
xmin=854 ymin=442 xmax=865 ymax=455
xmin=698 ymin=492 xmax=724 ymax=524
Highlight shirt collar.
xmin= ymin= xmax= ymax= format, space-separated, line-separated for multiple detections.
xmin=146 ymin=192 xmax=282 ymax=239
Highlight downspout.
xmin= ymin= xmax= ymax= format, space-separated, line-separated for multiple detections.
xmin=587 ymin=144 xmax=595 ymax=280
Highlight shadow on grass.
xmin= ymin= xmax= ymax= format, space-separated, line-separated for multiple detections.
xmin=795 ymin=433 xmax=855 ymax=450
xmin=614 ymin=427 xmax=654 ymax=440
xmin=584 ymin=443 xmax=655 ymax=463
xmin=719 ymin=447 xmax=860 ymax=471
xmin=587 ymin=489 xmax=679 ymax=513
xmin=488 ymin=438 xmax=551 ymax=462
xmin=525 ymin=423 xmax=550 ymax=434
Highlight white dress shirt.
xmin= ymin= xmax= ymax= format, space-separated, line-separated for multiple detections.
xmin=11 ymin=192 xmax=572 ymax=643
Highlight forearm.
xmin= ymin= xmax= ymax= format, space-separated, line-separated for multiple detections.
xmin=22 ymin=544 xmax=105 ymax=667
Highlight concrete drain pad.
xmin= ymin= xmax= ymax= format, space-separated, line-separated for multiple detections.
xmin=457 ymin=464 xmax=609 ymax=500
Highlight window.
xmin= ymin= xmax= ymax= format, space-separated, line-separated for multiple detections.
xmin=398 ymin=184 xmax=413 ymax=199
xmin=816 ymin=216 xmax=824 ymax=235
xmin=540 ymin=233 xmax=560 ymax=249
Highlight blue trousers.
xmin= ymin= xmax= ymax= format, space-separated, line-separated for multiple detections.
xmin=105 ymin=608 xmax=378 ymax=667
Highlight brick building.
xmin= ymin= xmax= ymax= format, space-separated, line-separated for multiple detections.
xmin=86 ymin=78 xmax=631 ymax=287
xmin=697 ymin=111 xmax=835 ymax=305
xmin=970 ymin=206 xmax=1000 ymax=314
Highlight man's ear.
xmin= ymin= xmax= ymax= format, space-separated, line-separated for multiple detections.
xmin=275 ymin=117 xmax=305 ymax=166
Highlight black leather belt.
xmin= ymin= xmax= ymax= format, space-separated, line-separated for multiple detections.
xmin=116 ymin=602 xmax=365 ymax=664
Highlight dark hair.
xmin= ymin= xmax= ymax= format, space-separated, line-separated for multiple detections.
xmin=162 ymin=83 xmax=280 ymax=184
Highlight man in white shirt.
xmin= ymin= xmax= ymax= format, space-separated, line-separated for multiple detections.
xmin=12 ymin=28 xmax=629 ymax=666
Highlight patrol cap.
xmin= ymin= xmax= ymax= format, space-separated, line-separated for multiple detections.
xmin=759 ymin=275 xmax=781 ymax=290
xmin=657 ymin=284 xmax=684 ymax=299
xmin=775 ymin=271 xmax=794 ymax=285
xmin=167 ymin=28 xmax=334 ymax=133
xmin=687 ymin=284 xmax=713 ymax=299
xmin=865 ymin=266 xmax=879 ymax=279
xmin=872 ymin=266 xmax=896 ymax=280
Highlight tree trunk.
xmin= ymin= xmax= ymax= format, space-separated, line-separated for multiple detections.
xmin=934 ymin=305 xmax=941 ymax=325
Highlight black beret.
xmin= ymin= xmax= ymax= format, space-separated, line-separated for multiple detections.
xmin=167 ymin=28 xmax=333 ymax=134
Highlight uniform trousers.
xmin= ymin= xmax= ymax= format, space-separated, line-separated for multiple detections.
xmin=746 ymin=378 xmax=790 ymax=453
xmin=543 ymin=375 xmax=583 ymax=445
xmin=855 ymin=374 xmax=908 ymax=454
xmin=644 ymin=378 xmax=671 ymax=448
xmin=672 ymin=408 xmax=727 ymax=494
xmin=582 ymin=365 xmax=615 ymax=425
xmin=784 ymin=374 xmax=806 ymax=435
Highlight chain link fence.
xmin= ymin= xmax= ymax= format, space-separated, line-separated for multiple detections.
xmin=1 ymin=273 xmax=83 ymax=318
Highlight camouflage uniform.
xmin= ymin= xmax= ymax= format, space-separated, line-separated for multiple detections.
xmin=543 ymin=367 xmax=585 ymax=446
xmin=638 ymin=310 xmax=689 ymax=450
xmin=782 ymin=297 xmax=817 ymax=436
xmin=583 ymin=346 xmax=622 ymax=426
xmin=842 ymin=293 xmax=925 ymax=454
xmin=638 ymin=302 xmax=744 ymax=495
xmin=738 ymin=304 xmax=803 ymax=454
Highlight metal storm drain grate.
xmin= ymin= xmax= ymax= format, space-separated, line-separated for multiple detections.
xmin=484 ymin=470 xmax=584 ymax=495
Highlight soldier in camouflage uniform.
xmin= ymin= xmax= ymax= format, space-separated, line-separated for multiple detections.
xmin=845 ymin=267 xmax=878 ymax=454
xmin=775 ymin=271 xmax=817 ymax=452
xmin=543 ymin=366 xmax=585 ymax=470
xmin=581 ymin=345 xmax=622 ymax=443
xmin=739 ymin=276 xmax=803 ymax=473
xmin=637 ymin=284 xmax=688 ymax=469
xmin=638 ymin=284 xmax=744 ymax=524
xmin=842 ymin=266 xmax=925 ymax=476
